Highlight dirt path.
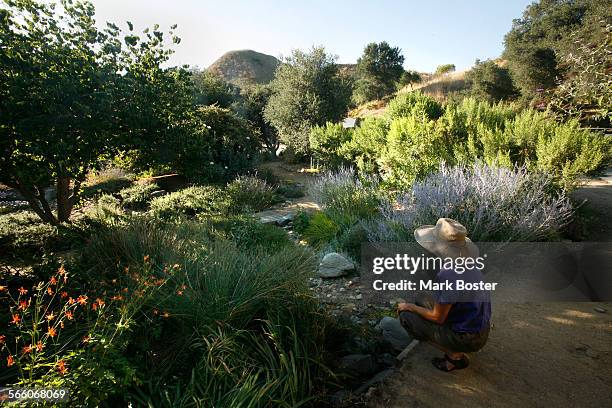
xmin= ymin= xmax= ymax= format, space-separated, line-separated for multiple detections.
xmin=371 ymin=170 xmax=612 ymax=408
xmin=254 ymin=161 xmax=320 ymax=222
xmin=372 ymin=302 xmax=612 ymax=407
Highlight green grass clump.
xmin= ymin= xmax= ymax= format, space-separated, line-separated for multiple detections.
xmin=68 ymin=219 xmax=334 ymax=407
xmin=301 ymin=211 xmax=341 ymax=247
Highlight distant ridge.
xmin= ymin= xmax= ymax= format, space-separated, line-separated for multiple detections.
xmin=207 ymin=50 xmax=280 ymax=85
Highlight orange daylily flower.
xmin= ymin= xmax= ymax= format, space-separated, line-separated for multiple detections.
xmin=22 ymin=345 xmax=33 ymax=354
xmin=0 ymin=285 xmax=7 ymax=292
xmin=0 ymin=335 xmax=6 ymax=344
xmin=77 ymin=295 xmax=88 ymax=305
xmin=56 ymin=360 xmax=68 ymax=375
xmin=177 ymin=290 xmax=184 ymax=296
xmin=18 ymin=299 xmax=30 ymax=311
xmin=46 ymin=312 xmax=56 ymax=321
xmin=47 ymin=287 xmax=53 ymax=296
xmin=18 ymin=287 xmax=28 ymax=295
xmin=65 ymin=311 xmax=73 ymax=320
xmin=7 ymin=355 xmax=14 ymax=367
xmin=49 ymin=276 xmax=58 ymax=285
xmin=82 ymin=335 xmax=91 ymax=344
xmin=36 ymin=341 xmax=44 ymax=352
xmin=60 ymin=291 xmax=68 ymax=299
xmin=67 ymin=297 xmax=75 ymax=305
xmin=143 ymin=255 xmax=150 ymax=263
xmin=47 ymin=327 xmax=57 ymax=337
xmin=58 ymin=265 xmax=66 ymax=275
xmin=10 ymin=314 xmax=20 ymax=325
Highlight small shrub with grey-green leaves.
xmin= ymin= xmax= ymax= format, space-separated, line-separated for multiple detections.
xmin=150 ymin=186 xmax=231 ymax=219
xmin=309 ymin=167 xmax=383 ymax=220
xmin=373 ymin=162 xmax=573 ymax=242
xmin=226 ymin=175 xmax=276 ymax=213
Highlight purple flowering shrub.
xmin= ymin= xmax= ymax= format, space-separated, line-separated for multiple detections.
xmin=370 ymin=163 xmax=573 ymax=242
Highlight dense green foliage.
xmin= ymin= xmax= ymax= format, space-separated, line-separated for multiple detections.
xmin=235 ymin=84 xmax=280 ymax=157
xmin=191 ymin=69 xmax=239 ymax=107
xmin=309 ymin=123 xmax=353 ymax=167
xmin=465 ymin=59 xmax=518 ymax=102
xmin=503 ymin=0 xmax=609 ymax=101
xmin=310 ymin=92 xmax=611 ymax=188
xmin=398 ymin=70 xmax=422 ymax=90
xmin=353 ymin=42 xmax=405 ymax=104
xmin=264 ymin=47 xmax=352 ymax=156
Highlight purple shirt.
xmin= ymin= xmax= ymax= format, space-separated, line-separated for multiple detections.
xmin=434 ymin=267 xmax=492 ymax=333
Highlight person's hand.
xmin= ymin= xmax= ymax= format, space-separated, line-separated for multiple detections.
xmin=397 ymin=302 xmax=415 ymax=313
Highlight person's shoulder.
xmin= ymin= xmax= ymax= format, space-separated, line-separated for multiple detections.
xmin=437 ymin=267 xmax=458 ymax=280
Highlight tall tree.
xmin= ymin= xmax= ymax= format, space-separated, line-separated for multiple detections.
xmin=0 ymin=0 xmax=191 ymax=224
xmin=264 ymin=46 xmax=351 ymax=156
xmin=353 ymin=42 xmax=405 ymax=104
xmin=503 ymin=0 xmax=601 ymax=99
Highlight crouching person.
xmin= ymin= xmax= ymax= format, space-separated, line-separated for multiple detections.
xmin=397 ymin=218 xmax=491 ymax=372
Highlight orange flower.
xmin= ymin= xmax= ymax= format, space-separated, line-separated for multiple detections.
xmin=82 ymin=335 xmax=91 ymax=344
xmin=67 ymin=297 xmax=75 ymax=305
xmin=60 ymin=291 xmax=68 ymax=299
xmin=22 ymin=345 xmax=33 ymax=354
xmin=10 ymin=314 xmax=20 ymax=325
xmin=122 ymin=288 xmax=128 ymax=293
xmin=176 ymin=290 xmax=184 ymax=296
xmin=0 ymin=335 xmax=5 ymax=344
xmin=46 ymin=312 xmax=55 ymax=321
xmin=65 ymin=311 xmax=73 ymax=320
xmin=7 ymin=355 xmax=14 ymax=367
xmin=143 ymin=255 xmax=150 ymax=263
xmin=47 ymin=327 xmax=57 ymax=337
xmin=56 ymin=360 xmax=68 ymax=375
xmin=18 ymin=299 xmax=30 ymax=311
xmin=49 ymin=276 xmax=57 ymax=285
xmin=60 ymin=321 xmax=65 ymax=329
xmin=18 ymin=287 xmax=28 ymax=295
xmin=77 ymin=295 xmax=88 ymax=305
xmin=111 ymin=294 xmax=123 ymax=301
xmin=92 ymin=302 xmax=97 ymax=311
xmin=58 ymin=265 xmax=66 ymax=275
xmin=161 ymin=312 xmax=170 ymax=318
xmin=0 ymin=285 xmax=7 ymax=292
xmin=36 ymin=341 xmax=44 ymax=352
xmin=47 ymin=287 xmax=53 ymax=296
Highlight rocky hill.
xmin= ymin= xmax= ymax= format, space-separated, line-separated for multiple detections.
xmin=207 ymin=50 xmax=280 ymax=85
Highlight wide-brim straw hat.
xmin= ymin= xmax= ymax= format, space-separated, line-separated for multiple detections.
xmin=414 ymin=218 xmax=479 ymax=259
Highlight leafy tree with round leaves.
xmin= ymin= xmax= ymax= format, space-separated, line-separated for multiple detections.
xmin=398 ymin=70 xmax=422 ymax=90
xmin=0 ymin=0 xmax=191 ymax=224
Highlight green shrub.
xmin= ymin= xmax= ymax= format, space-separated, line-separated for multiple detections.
xmin=119 ymin=182 xmax=160 ymax=210
xmin=225 ymin=175 xmax=276 ymax=213
xmin=309 ymin=122 xmax=353 ymax=168
xmin=81 ymin=167 xmax=133 ymax=200
xmin=336 ymin=222 xmax=370 ymax=261
xmin=386 ymin=91 xmax=444 ymax=120
xmin=150 ymin=186 xmax=231 ymax=219
xmin=339 ymin=117 xmax=389 ymax=174
xmin=380 ymin=115 xmax=453 ymax=187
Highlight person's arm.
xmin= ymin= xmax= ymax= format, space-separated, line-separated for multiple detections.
xmin=397 ymin=302 xmax=452 ymax=325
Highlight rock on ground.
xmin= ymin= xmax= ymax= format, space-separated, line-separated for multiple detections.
xmin=318 ymin=252 xmax=355 ymax=278
xmin=375 ymin=316 xmax=413 ymax=351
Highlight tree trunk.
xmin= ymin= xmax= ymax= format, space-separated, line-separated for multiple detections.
xmin=56 ymin=176 xmax=73 ymax=223
xmin=15 ymin=182 xmax=59 ymax=225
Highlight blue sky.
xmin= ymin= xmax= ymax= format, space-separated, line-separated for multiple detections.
xmin=92 ymin=0 xmax=533 ymax=73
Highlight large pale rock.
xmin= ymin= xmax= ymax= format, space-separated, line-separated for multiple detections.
xmin=318 ymin=252 xmax=355 ymax=278
xmin=375 ymin=317 xmax=412 ymax=351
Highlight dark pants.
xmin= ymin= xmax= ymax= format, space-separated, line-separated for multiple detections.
xmin=399 ymin=293 xmax=489 ymax=353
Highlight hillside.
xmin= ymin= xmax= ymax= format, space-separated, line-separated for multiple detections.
xmin=207 ymin=49 xmax=280 ymax=85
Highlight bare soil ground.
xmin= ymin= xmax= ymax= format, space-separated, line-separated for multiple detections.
xmin=370 ymin=171 xmax=612 ymax=408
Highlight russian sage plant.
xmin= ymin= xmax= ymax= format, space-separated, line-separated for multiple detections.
xmin=371 ymin=163 xmax=573 ymax=242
